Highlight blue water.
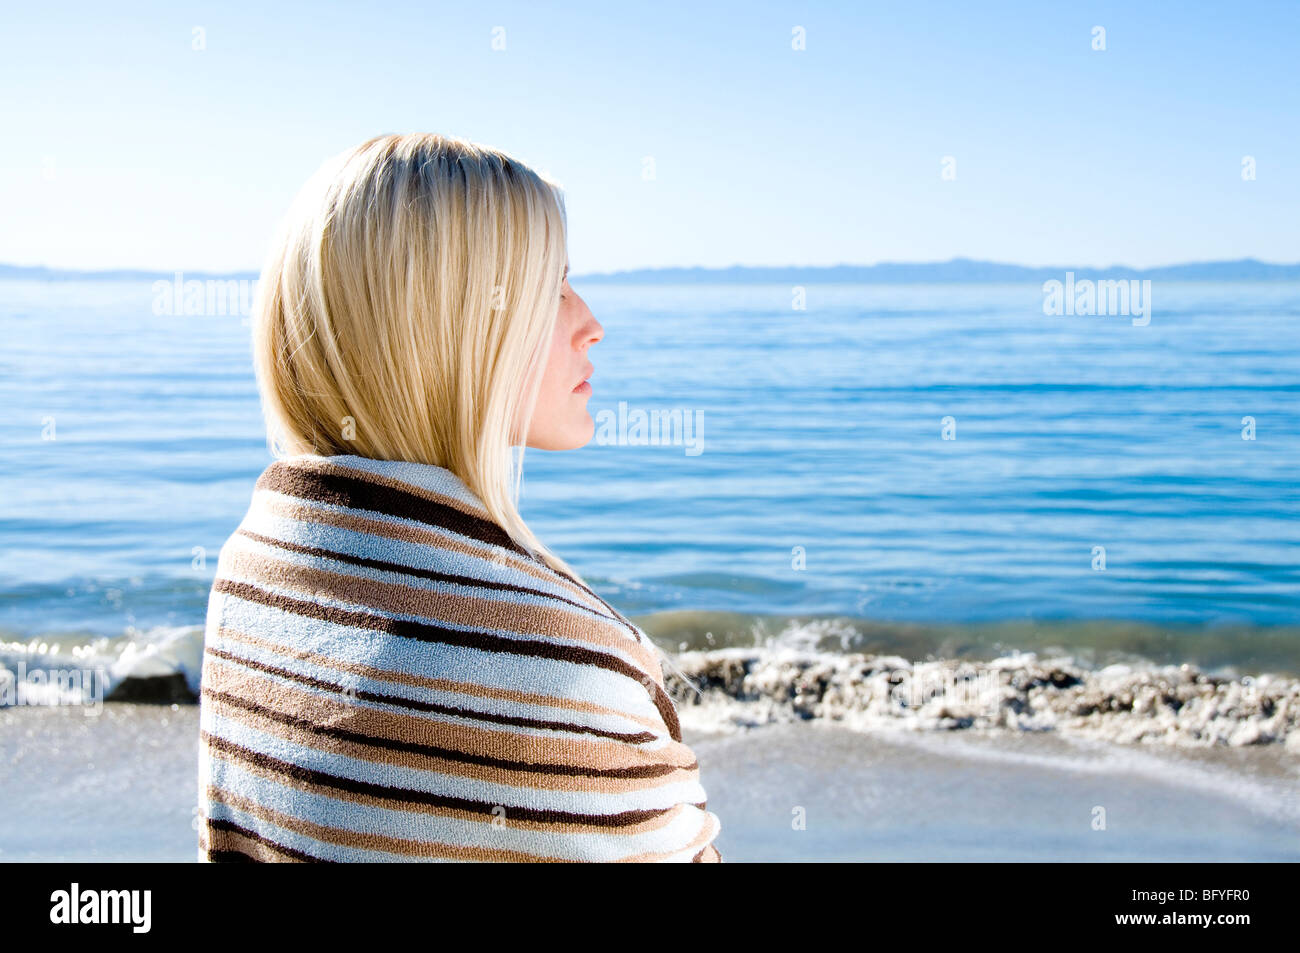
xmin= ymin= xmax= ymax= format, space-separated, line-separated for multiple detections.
xmin=2 ymin=279 xmax=1298 ymax=664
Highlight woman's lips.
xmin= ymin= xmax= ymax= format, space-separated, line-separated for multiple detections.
xmin=573 ymin=364 xmax=594 ymax=394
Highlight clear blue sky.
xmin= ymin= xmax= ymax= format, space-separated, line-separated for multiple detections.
xmin=2 ymin=0 xmax=1296 ymax=274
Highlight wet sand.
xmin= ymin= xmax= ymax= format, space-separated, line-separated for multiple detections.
xmin=0 ymin=704 xmax=1296 ymax=862
xmin=691 ymin=721 xmax=1300 ymax=861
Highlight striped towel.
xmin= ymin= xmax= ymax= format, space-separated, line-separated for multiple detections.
xmin=196 ymin=453 xmax=722 ymax=862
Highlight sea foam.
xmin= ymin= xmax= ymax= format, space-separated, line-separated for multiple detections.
xmin=666 ymin=641 xmax=1299 ymax=750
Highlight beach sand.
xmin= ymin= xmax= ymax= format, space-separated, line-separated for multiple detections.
xmin=1 ymin=703 xmax=1296 ymax=862
xmin=691 ymin=721 xmax=1300 ymax=861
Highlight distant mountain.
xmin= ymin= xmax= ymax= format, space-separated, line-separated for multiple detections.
xmin=0 ymin=264 xmax=259 ymax=281
xmin=572 ymin=257 xmax=1300 ymax=283
xmin=1 ymin=257 xmax=1296 ymax=284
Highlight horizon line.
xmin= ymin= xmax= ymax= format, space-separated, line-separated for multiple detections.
xmin=2 ymin=255 xmax=1298 ymax=283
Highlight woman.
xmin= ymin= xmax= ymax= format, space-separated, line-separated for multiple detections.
xmin=196 ymin=133 xmax=722 ymax=862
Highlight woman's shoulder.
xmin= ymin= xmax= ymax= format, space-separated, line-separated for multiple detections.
xmin=206 ymin=453 xmax=670 ymax=710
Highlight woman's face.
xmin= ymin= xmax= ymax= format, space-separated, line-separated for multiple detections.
xmin=524 ymin=265 xmax=603 ymax=450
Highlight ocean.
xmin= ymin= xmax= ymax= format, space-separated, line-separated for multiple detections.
xmin=3 ymin=278 xmax=1298 ymax=674
xmin=3 ymin=276 xmax=1298 ymax=860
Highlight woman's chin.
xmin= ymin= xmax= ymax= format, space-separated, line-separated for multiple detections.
xmin=524 ymin=412 xmax=595 ymax=451
xmin=568 ymin=412 xmax=596 ymax=449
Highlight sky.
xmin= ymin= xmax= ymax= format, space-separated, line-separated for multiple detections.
xmin=1 ymin=0 xmax=1297 ymax=275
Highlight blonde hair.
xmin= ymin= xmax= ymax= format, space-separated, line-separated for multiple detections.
xmin=251 ymin=132 xmax=582 ymax=583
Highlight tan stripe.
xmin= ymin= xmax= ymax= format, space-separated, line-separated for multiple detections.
xmin=616 ymin=808 xmax=722 ymax=863
xmin=205 ymin=782 xmax=547 ymax=861
xmin=288 ymin=456 xmax=493 ymax=521
xmin=200 ymin=733 xmax=695 ymax=840
xmin=212 ymin=571 xmax=682 ymax=742
xmin=221 ymin=540 xmax=664 ymax=677
xmin=202 ymin=653 xmax=701 ymax=784
xmin=200 ymin=820 xmax=312 ymax=862
xmin=216 ymin=622 xmax=664 ymax=734
xmin=255 ymin=475 xmax=617 ymax=620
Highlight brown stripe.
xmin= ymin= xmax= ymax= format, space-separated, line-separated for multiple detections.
xmin=204 ymin=849 xmax=257 ymax=863
xmin=607 ymin=806 xmax=720 ymax=862
xmin=215 ymin=622 xmax=664 ymax=734
xmin=219 ymin=543 xmax=665 ymax=691
xmin=258 ymin=460 xmax=528 ymax=557
xmin=203 ymin=731 xmax=692 ymax=841
xmin=201 ymin=678 xmax=687 ymax=784
xmin=212 ymin=575 xmax=683 ymax=740
xmin=225 ymin=532 xmax=658 ymax=674
xmin=205 ymin=643 xmax=659 ymax=746
xmin=302 ymin=457 xmax=493 ymax=520
xmin=206 ymin=783 xmax=574 ymax=861
xmin=201 ymin=653 xmax=698 ymax=781
xmin=256 ymin=490 xmax=624 ymax=624
xmin=236 ymin=526 xmax=624 ymax=629
xmin=256 ymin=457 xmax=650 ymax=639
xmin=201 ymin=689 xmax=692 ymax=806
xmin=202 ymin=817 xmax=328 ymax=862
xmin=200 ymin=729 xmax=675 ymax=828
